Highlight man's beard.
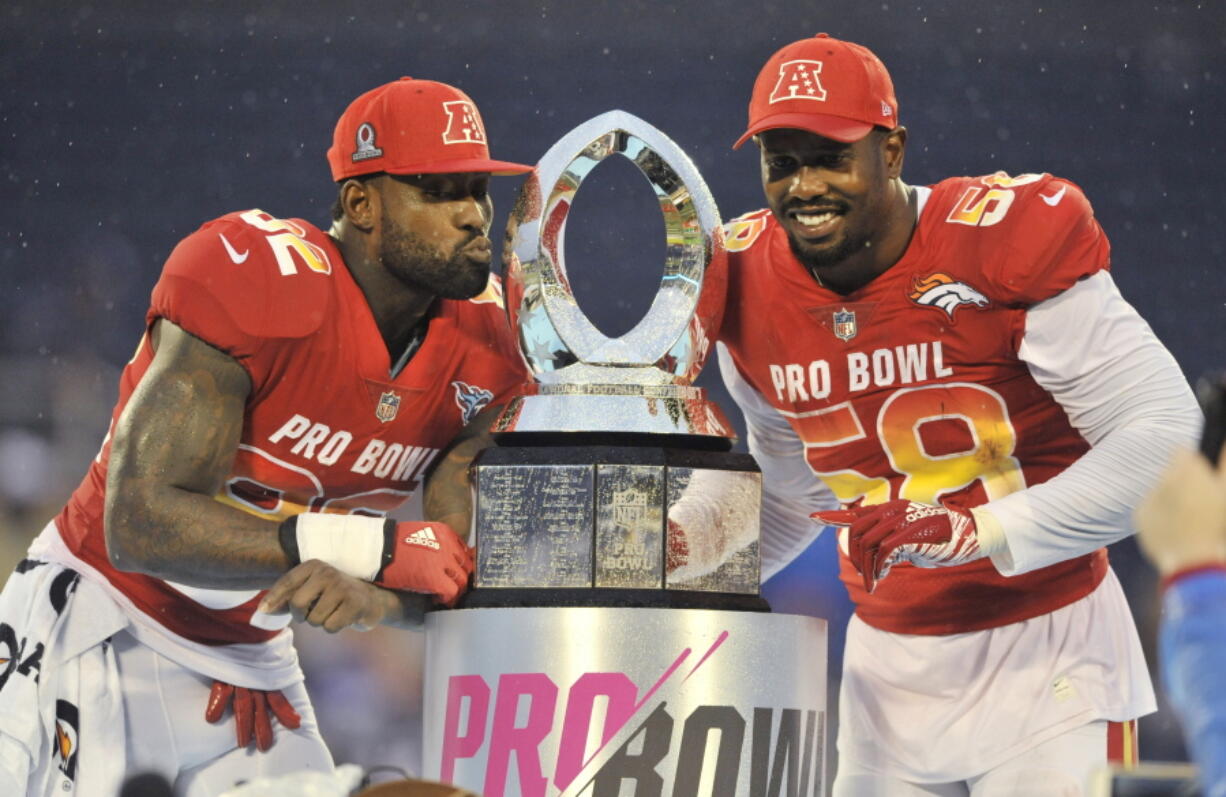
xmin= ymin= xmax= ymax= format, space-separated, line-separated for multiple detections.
xmin=380 ymin=224 xmax=488 ymax=300
xmin=787 ymin=228 xmax=868 ymax=276
xmin=781 ymin=190 xmax=882 ymax=280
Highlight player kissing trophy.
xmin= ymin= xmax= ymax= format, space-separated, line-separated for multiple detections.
xmin=421 ymin=112 xmax=828 ymax=796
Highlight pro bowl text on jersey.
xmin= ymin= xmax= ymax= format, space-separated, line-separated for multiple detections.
xmin=768 ymin=340 xmax=954 ymax=404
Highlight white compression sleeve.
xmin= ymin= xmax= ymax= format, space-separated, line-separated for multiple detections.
xmin=717 ymin=343 xmax=839 ymax=580
xmin=976 ymin=271 xmax=1201 ymax=575
xmin=667 ymin=468 xmax=762 ymax=581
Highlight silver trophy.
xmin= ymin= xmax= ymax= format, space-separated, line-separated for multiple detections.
xmin=470 ymin=111 xmax=761 ymax=600
xmin=422 ymin=115 xmax=828 ymax=794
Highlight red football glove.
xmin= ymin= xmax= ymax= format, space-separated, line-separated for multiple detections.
xmin=280 ymin=516 xmax=475 ymax=607
xmin=205 ymin=681 xmax=301 ymax=752
xmin=374 ymin=522 xmax=474 ymax=607
xmin=665 ymin=518 xmax=689 ymax=574
xmin=813 ymin=500 xmax=983 ymax=592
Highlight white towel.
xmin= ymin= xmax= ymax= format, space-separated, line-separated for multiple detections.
xmin=0 ymin=558 xmax=129 ymax=796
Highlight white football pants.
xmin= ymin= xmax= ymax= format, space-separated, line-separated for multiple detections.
xmin=113 ymin=630 xmax=334 ymax=796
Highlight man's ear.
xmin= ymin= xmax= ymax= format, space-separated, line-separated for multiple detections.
xmin=883 ymin=126 xmax=907 ymax=179
xmin=339 ymin=178 xmax=377 ymax=232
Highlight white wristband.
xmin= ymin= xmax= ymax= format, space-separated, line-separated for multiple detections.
xmin=290 ymin=513 xmax=388 ymax=582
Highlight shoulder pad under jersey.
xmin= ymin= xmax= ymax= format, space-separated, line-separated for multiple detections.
xmin=152 ymin=210 xmax=338 ymax=353
xmin=929 ymin=172 xmax=1110 ymax=307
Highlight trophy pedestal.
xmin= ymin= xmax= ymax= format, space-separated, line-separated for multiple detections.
xmin=422 ymin=606 xmax=828 ymax=796
xmin=471 ymin=440 xmax=764 ymax=603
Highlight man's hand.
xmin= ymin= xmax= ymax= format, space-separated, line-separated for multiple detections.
xmin=663 ymin=469 xmax=762 ymax=581
xmin=814 ymin=500 xmax=983 ymax=592
xmin=666 ymin=519 xmax=689 ymax=574
xmin=375 ymin=522 xmax=474 ymax=606
xmin=280 ymin=516 xmax=475 ymax=607
xmin=1135 ymin=444 xmax=1226 ymax=580
xmin=259 ymin=560 xmax=395 ymax=631
xmin=205 ymin=680 xmax=301 ymax=752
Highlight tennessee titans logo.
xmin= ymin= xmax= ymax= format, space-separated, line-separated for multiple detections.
xmin=452 ymin=380 xmax=494 ymax=424
xmin=909 ymin=273 xmax=989 ymax=319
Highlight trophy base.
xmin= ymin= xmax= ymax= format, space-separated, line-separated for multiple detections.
xmin=473 ymin=442 xmax=763 ymax=593
xmin=422 ymin=606 xmax=829 ymax=795
xmin=451 ymin=587 xmax=770 ymax=613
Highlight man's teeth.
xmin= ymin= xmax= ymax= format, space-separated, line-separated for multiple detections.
xmin=795 ymin=212 xmax=837 ymax=227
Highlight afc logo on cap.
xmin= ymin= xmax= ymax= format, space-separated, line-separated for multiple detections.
xmin=442 ymin=100 xmax=487 ymax=145
xmin=769 ymin=60 xmax=829 ymax=104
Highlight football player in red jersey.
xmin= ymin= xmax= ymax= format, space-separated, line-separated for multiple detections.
xmin=0 ymin=78 xmax=530 ymax=795
xmin=714 ymin=34 xmax=1202 ymax=794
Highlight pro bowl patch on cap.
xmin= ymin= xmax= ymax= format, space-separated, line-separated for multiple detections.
xmin=351 ymin=122 xmax=384 ymax=163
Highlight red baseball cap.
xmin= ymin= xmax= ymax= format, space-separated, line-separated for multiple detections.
xmin=327 ymin=77 xmax=532 ymax=180
xmin=734 ymin=34 xmax=898 ymax=149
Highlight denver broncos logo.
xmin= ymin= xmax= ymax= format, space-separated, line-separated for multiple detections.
xmin=452 ymin=381 xmax=494 ymax=425
xmin=909 ymin=273 xmax=989 ymax=319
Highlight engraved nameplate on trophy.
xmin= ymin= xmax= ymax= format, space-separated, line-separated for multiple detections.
xmin=473 ymin=447 xmax=761 ymax=595
xmin=475 ymin=464 xmax=593 ymax=588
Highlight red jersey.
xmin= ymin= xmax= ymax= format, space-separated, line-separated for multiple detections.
xmin=720 ymin=172 xmax=1111 ymax=634
xmin=55 ymin=209 xmax=528 ymax=646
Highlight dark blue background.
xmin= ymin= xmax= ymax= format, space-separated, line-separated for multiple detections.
xmin=3 ymin=0 xmax=1222 ymax=775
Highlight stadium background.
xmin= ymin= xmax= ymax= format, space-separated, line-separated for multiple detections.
xmin=2 ymin=0 xmax=1222 ymax=782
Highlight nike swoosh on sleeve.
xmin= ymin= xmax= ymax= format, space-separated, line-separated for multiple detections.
xmin=1040 ymin=185 xmax=1067 ymax=206
xmin=218 ymin=233 xmax=250 ymax=263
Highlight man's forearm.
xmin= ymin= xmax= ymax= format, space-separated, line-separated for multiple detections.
xmin=978 ymin=273 xmax=1200 ymax=576
xmin=378 ymin=587 xmax=433 ymax=630
xmin=422 ymin=403 xmax=504 ymax=541
xmin=107 ymin=482 xmax=293 ymax=588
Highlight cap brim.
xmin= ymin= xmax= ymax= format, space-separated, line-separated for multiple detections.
xmin=732 ymin=113 xmax=875 ymax=149
xmin=383 ymin=157 xmax=533 ymax=177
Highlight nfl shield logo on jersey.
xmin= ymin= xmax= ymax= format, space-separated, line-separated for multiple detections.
xmin=833 ymin=308 xmax=858 ymax=341
xmin=375 ymin=391 xmax=401 ymax=423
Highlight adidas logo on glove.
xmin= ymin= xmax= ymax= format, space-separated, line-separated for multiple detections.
xmin=404 ymin=526 xmax=442 ymax=550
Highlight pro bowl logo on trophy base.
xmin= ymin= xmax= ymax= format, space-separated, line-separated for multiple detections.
xmin=433 ymin=616 xmax=826 ymax=797
xmin=422 ymin=111 xmax=828 ymax=796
